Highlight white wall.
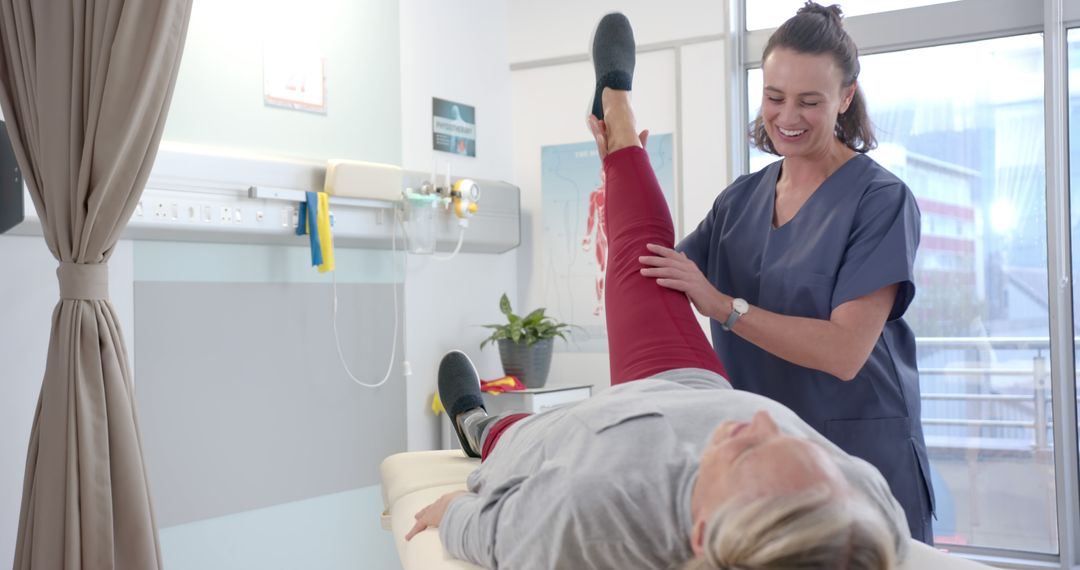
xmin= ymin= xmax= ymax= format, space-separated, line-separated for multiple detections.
xmin=398 ymin=0 xmax=518 ymax=451
xmin=165 ymin=0 xmax=402 ymax=164
xmin=509 ymin=0 xmax=730 ymax=392
xmin=508 ymin=0 xmax=726 ymax=63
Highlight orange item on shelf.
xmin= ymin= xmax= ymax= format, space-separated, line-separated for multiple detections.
xmin=480 ymin=376 xmax=526 ymax=394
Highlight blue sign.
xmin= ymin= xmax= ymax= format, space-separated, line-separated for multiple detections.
xmin=432 ymin=97 xmax=476 ymax=157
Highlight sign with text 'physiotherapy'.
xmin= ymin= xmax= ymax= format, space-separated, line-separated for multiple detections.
xmin=432 ymin=97 xmax=476 ymax=157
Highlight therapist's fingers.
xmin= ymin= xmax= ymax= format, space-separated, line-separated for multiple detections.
xmin=643 ymin=257 xmax=726 ymax=316
xmin=643 ymin=268 xmax=690 ymax=282
xmin=639 ymin=248 xmax=689 ymax=266
xmin=638 ymin=255 xmax=670 ymax=267
xmin=645 ymin=243 xmax=681 ymax=256
xmin=654 ymin=276 xmax=691 ymax=290
xmin=646 ymin=258 xmax=698 ymax=279
xmin=643 ymin=264 xmax=695 ymax=287
xmin=640 ymin=254 xmax=696 ymax=271
xmin=652 ymin=273 xmax=722 ymax=314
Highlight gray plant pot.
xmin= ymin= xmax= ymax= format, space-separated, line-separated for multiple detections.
xmin=497 ymin=337 xmax=554 ymax=389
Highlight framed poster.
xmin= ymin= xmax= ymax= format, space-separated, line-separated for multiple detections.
xmin=432 ymin=97 xmax=476 ymax=157
xmin=263 ymin=47 xmax=327 ymax=114
xmin=541 ymin=134 xmax=676 ymax=353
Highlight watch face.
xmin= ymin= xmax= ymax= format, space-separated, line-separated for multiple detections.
xmin=733 ymin=298 xmax=749 ymax=314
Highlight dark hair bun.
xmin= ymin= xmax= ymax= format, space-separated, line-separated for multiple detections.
xmin=797 ymin=1 xmax=844 ymax=25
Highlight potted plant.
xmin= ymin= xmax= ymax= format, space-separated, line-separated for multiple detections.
xmin=480 ymin=293 xmax=571 ymax=388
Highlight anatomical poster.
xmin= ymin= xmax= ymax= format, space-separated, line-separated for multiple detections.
xmin=540 ymin=133 xmax=675 ymax=353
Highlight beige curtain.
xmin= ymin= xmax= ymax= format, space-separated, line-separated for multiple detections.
xmin=0 ymin=1 xmax=192 ymax=568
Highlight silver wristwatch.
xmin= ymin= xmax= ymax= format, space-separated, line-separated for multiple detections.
xmin=721 ymin=298 xmax=749 ymax=331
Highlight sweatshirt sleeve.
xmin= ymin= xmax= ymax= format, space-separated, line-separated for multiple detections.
xmin=439 ymin=466 xmax=580 ymax=569
xmin=439 ymin=474 xmax=527 ymax=568
xmin=441 ymin=465 xmax=672 ymax=570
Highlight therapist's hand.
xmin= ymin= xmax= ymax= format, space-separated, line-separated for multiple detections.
xmin=405 ymin=490 xmax=467 ymax=541
xmin=640 ymin=243 xmax=728 ymax=319
xmin=587 ymin=115 xmax=649 ymax=160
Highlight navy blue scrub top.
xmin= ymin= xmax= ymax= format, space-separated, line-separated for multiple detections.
xmin=678 ymin=154 xmax=936 ymax=542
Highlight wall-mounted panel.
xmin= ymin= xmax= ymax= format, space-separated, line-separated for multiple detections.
xmin=5 ymin=145 xmax=521 ymax=254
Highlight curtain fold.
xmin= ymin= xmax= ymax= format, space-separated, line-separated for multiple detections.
xmin=0 ymin=1 xmax=193 ymax=568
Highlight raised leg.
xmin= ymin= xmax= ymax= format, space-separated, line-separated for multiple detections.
xmin=600 ymin=89 xmax=728 ymax=384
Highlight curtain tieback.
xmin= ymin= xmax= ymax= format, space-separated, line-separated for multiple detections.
xmin=57 ymin=262 xmax=109 ymax=300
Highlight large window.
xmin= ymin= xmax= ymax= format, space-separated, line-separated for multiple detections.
xmin=749 ymin=34 xmax=1054 ymax=552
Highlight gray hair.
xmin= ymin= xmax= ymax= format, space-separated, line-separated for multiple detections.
xmin=682 ymin=486 xmax=896 ymax=570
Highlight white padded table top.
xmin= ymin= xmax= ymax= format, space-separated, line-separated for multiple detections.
xmin=380 ymin=450 xmax=992 ymax=570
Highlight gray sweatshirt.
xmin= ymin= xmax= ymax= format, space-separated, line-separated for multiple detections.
xmin=440 ymin=369 xmax=910 ymax=569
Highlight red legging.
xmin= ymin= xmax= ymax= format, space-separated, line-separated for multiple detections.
xmin=480 ymin=146 xmax=728 ymax=460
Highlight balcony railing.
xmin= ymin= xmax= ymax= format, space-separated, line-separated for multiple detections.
xmin=916 ymin=337 xmax=1058 ymax=453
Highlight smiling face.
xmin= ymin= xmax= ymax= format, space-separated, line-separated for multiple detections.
xmin=689 ymin=410 xmax=848 ymax=554
xmin=760 ymin=47 xmax=856 ymax=161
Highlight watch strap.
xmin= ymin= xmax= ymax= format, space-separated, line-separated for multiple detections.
xmin=721 ymin=298 xmax=747 ymax=331
xmin=721 ymin=308 xmax=740 ymax=331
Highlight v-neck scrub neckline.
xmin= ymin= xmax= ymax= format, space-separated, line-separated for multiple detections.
xmin=769 ymin=153 xmax=867 ymax=231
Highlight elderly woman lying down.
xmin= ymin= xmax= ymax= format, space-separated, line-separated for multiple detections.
xmin=404 ymin=15 xmax=912 ymax=570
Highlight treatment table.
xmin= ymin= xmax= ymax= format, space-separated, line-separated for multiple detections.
xmin=381 ymin=450 xmax=994 ymax=570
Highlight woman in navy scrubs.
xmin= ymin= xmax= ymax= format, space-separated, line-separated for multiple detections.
xmin=640 ymin=2 xmax=934 ymax=543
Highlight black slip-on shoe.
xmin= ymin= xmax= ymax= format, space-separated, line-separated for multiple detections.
xmin=589 ymin=12 xmax=636 ymax=120
xmin=438 ymin=350 xmax=485 ymax=458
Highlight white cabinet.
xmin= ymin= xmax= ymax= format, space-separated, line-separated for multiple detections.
xmin=480 ymin=384 xmax=592 ymax=415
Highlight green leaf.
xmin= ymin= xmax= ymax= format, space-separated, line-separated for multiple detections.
xmin=479 ymin=294 xmax=573 ymax=351
xmin=523 ymin=308 xmax=545 ymax=326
